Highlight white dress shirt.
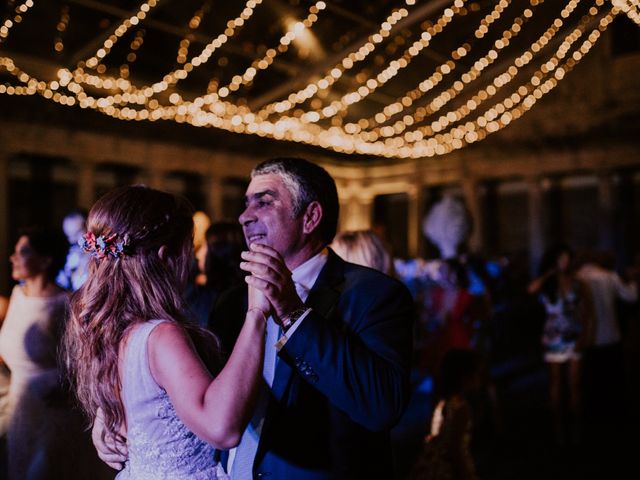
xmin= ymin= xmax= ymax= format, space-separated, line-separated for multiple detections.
xmin=229 ymin=248 xmax=328 ymax=478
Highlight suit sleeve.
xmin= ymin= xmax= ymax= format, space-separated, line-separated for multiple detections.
xmin=279 ymin=277 xmax=414 ymax=432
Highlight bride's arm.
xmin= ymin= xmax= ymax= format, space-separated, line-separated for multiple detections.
xmin=148 ymin=307 xmax=266 ymax=450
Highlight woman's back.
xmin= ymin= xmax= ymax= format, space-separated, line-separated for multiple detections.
xmin=118 ymin=320 xmax=227 ymax=480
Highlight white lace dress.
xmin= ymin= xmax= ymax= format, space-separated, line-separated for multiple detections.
xmin=117 ymin=320 xmax=228 ymax=479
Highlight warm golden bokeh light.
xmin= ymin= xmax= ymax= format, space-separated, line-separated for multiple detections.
xmin=0 ymin=0 xmax=636 ymax=158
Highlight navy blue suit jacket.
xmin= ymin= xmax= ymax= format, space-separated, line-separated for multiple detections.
xmin=211 ymin=249 xmax=414 ymax=479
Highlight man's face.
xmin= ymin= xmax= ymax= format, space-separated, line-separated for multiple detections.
xmin=239 ymin=173 xmax=304 ymax=262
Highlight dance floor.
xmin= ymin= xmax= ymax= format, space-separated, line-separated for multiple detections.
xmin=392 ymin=350 xmax=636 ymax=480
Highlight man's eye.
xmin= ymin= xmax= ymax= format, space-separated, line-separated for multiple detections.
xmin=257 ymin=200 xmax=272 ymax=207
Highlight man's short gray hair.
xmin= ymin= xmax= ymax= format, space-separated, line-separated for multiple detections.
xmin=251 ymin=158 xmax=340 ymax=245
xmin=251 ymin=162 xmax=308 ymax=217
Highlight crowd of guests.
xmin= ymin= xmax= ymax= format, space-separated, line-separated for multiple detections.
xmin=0 ymin=158 xmax=638 ymax=479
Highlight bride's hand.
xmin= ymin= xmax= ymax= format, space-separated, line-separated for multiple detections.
xmin=247 ymin=281 xmax=271 ymax=317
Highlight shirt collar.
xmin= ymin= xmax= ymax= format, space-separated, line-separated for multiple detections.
xmin=291 ymin=248 xmax=328 ymax=299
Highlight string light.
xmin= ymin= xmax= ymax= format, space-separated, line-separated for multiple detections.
xmin=404 ymin=0 xmax=583 ymax=140
xmin=84 ymin=0 xmax=160 ymax=70
xmin=292 ymin=0 xmax=468 ymax=124
xmin=0 ymin=0 xmax=629 ymax=159
xmin=54 ymin=5 xmax=70 ymax=53
xmin=255 ymin=0 xmax=424 ymax=119
xmin=176 ymin=1 xmax=210 ymax=64
xmin=358 ymin=0 xmax=520 ymax=136
xmin=216 ymin=1 xmax=327 ymax=99
xmin=1 ymin=0 xmax=34 ymax=43
xmin=612 ymin=0 xmax=640 ymax=24
xmin=68 ymin=0 xmax=263 ymax=106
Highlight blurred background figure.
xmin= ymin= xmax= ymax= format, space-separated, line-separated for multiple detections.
xmin=409 ymin=348 xmax=483 ymax=480
xmin=395 ymin=196 xmax=491 ymax=375
xmin=331 ymin=229 xmax=394 ymax=275
xmin=575 ymin=250 xmax=637 ymax=440
xmin=186 ymin=220 xmax=246 ymax=328
xmin=193 ymin=210 xmax=211 ymax=285
xmin=56 ymin=209 xmax=90 ymax=291
xmin=576 ymin=250 xmax=637 ymax=353
xmin=528 ymin=243 xmax=592 ymax=445
xmin=0 ymin=227 xmax=110 ymax=479
xmin=422 ymin=195 xmax=470 ymax=261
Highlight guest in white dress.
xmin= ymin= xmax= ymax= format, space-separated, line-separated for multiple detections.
xmin=0 ymin=227 xmax=109 ymax=479
xmin=63 ymin=185 xmax=267 ymax=479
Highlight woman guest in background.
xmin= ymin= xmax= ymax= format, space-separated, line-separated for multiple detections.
xmin=0 ymin=227 xmax=109 ymax=479
xmin=64 ymin=185 xmax=267 ymax=479
xmin=528 ymin=243 xmax=593 ymax=445
xmin=330 ymin=229 xmax=394 ymax=275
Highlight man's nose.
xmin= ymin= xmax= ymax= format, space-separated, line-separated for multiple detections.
xmin=238 ymin=205 xmax=254 ymax=226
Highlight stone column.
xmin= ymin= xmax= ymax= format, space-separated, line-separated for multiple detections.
xmin=482 ymin=182 xmax=498 ymax=255
xmin=0 ymin=152 xmax=9 ymax=295
xmin=407 ymin=184 xmax=425 ymax=258
xmin=462 ymin=178 xmax=484 ymax=254
xmin=339 ymin=181 xmax=373 ymax=232
xmin=597 ymin=170 xmax=614 ymax=251
xmin=615 ymin=170 xmax=634 ymax=269
xmin=340 ymin=197 xmax=373 ymax=232
xmin=527 ymin=176 xmax=545 ymax=276
xmin=77 ymin=161 xmax=96 ymax=210
xmin=206 ymin=175 xmax=224 ymax=221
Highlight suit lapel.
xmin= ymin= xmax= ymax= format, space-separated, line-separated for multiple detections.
xmin=305 ymin=248 xmax=346 ymax=316
xmin=256 ymin=251 xmax=346 ymax=468
xmin=270 ymin=249 xmax=345 ymax=403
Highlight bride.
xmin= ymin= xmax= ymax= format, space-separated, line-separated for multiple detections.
xmin=64 ymin=185 xmax=268 ymax=479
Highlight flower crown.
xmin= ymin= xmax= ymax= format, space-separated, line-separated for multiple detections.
xmin=80 ymin=231 xmax=128 ymax=259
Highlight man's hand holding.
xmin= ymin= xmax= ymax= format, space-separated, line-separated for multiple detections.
xmin=92 ymin=408 xmax=129 ymax=471
xmin=240 ymin=243 xmax=304 ymax=328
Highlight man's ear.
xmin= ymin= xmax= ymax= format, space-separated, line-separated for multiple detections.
xmin=302 ymin=201 xmax=323 ymax=235
xmin=158 ymin=245 xmax=168 ymax=262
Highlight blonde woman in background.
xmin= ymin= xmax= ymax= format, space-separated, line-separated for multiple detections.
xmin=331 ymin=229 xmax=394 ymax=275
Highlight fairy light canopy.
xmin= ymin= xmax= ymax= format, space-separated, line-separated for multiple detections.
xmin=0 ymin=0 xmax=638 ymax=160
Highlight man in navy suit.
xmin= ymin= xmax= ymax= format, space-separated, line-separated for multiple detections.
xmin=221 ymin=157 xmax=414 ymax=479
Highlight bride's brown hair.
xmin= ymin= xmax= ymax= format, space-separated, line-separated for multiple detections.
xmin=63 ymin=185 xmax=220 ymax=442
